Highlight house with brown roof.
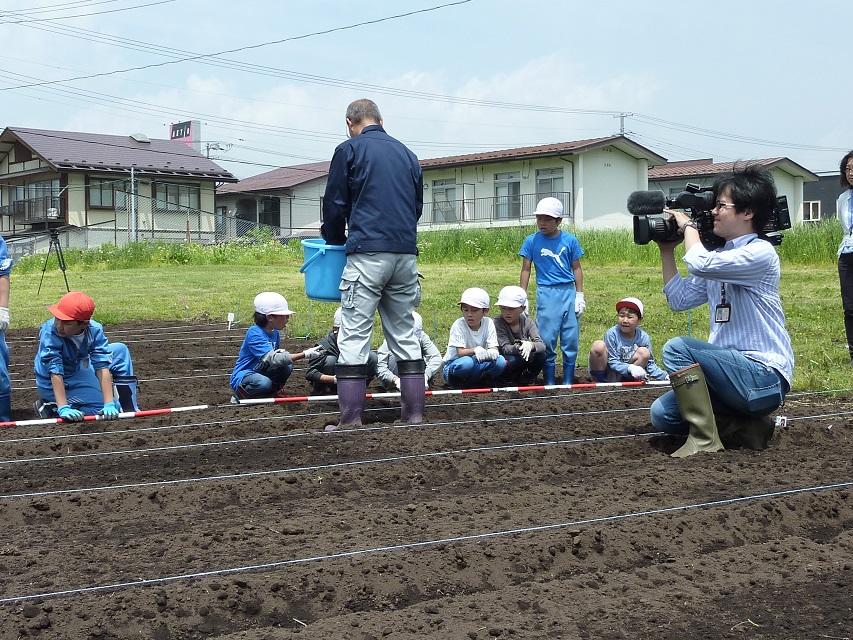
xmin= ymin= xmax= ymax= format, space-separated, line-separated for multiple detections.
xmin=215 ymin=135 xmax=668 ymax=234
xmin=648 ymin=157 xmax=819 ymax=224
xmin=0 ymin=126 xmax=236 ymax=249
xmin=215 ymin=161 xmax=330 ymax=236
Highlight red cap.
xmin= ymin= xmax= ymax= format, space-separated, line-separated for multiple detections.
xmin=49 ymin=291 xmax=95 ymax=321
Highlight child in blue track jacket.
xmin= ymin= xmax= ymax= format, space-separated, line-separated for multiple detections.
xmin=34 ymin=291 xmax=139 ymax=421
xmin=519 ymin=197 xmax=585 ymax=385
xmin=230 ymin=292 xmax=319 ymax=400
xmin=588 ymin=297 xmax=668 ymax=383
xmin=0 ymin=233 xmax=12 ymax=421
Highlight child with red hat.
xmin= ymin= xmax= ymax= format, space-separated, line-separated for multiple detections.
xmin=33 ymin=291 xmax=140 ymax=420
xmin=588 ymin=297 xmax=668 ymax=383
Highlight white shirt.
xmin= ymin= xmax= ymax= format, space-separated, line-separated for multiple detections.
xmin=443 ymin=316 xmax=498 ymax=362
xmin=663 ymin=233 xmax=794 ymax=387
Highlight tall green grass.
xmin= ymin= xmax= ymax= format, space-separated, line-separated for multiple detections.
xmin=16 ymin=221 xmax=842 ymax=273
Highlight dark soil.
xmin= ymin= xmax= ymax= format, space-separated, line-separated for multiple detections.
xmin=0 ymin=321 xmax=851 ymax=639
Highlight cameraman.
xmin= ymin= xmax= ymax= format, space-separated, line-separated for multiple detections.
xmin=652 ymin=165 xmax=794 ymax=457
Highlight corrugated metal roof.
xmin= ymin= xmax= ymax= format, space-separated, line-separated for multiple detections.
xmin=216 ymin=161 xmax=330 ymax=194
xmin=217 ymin=135 xmax=668 ymax=193
xmin=3 ymin=127 xmax=237 ymax=181
xmin=649 ymin=157 xmax=818 ymax=181
xmin=419 ymin=135 xmax=665 ymax=168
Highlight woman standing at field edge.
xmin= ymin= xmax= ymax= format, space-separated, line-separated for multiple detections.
xmin=837 ymin=150 xmax=853 ymax=366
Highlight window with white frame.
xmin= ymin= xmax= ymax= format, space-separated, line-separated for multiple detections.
xmin=494 ymin=171 xmax=521 ymax=219
xmin=432 ymin=178 xmax=457 ymax=222
xmin=803 ymin=201 xmax=821 ymax=223
xmin=536 ymin=168 xmax=564 ymax=201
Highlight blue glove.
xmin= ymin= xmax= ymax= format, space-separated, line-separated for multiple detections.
xmin=57 ymin=404 xmax=85 ymax=422
xmin=99 ymin=402 xmax=121 ymax=420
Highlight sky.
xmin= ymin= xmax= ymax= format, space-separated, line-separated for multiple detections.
xmin=0 ymin=0 xmax=849 ymax=180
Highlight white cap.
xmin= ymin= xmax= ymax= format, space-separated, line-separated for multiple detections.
xmin=333 ymin=307 xmax=342 ymax=327
xmin=496 ymin=285 xmax=527 ymax=308
xmin=459 ymin=287 xmax=490 ymax=309
xmin=533 ymin=197 xmax=564 ymax=218
xmin=412 ymin=310 xmax=423 ymax=333
xmin=254 ymin=292 xmax=294 ymax=316
xmin=616 ymin=297 xmax=644 ymax=318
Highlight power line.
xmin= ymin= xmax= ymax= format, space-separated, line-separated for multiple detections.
xmin=0 ymin=0 xmax=127 ymax=16
xmin=0 ymin=0 xmax=174 ymax=24
xmin=0 ymin=1 xmax=475 ymax=90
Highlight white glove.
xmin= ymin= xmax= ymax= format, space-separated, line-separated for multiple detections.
xmin=0 ymin=307 xmax=8 ymax=333
xmin=473 ymin=346 xmax=489 ymax=362
xmin=518 ymin=341 xmax=534 ymax=361
xmin=424 ymin=372 xmax=431 ymax=388
xmin=392 ymin=376 xmax=401 ymax=391
xmin=574 ymin=292 xmax=586 ymax=316
xmin=627 ymin=364 xmax=648 ymax=380
xmin=303 ymin=346 xmax=322 ymax=359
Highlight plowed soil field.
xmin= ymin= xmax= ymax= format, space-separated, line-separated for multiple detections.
xmin=0 ymin=322 xmax=851 ymax=640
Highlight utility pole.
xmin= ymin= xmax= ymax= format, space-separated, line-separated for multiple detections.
xmin=615 ymin=112 xmax=634 ymax=135
xmin=205 ymin=142 xmax=231 ymax=159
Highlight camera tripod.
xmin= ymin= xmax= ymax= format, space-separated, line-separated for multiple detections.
xmin=37 ymin=230 xmax=70 ymax=295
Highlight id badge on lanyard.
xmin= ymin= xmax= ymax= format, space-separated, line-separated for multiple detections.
xmin=715 ymin=282 xmax=731 ymax=324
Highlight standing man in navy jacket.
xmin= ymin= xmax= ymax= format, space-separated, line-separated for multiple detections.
xmin=321 ymin=99 xmax=425 ymax=428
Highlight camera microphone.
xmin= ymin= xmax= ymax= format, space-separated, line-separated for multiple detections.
xmin=626 ymin=190 xmax=666 ymax=216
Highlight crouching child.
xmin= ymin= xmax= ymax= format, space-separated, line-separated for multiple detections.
xmin=494 ymin=286 xmax=545 ymax=384
xmin=443 ymin=287 xmax=506 ymax=388
xmin=230 ymin=292 xmax=317 ymax=400
xmin=34 ymin=291 xmax=139 ymax=421
xmin=377 ymin=310 xmax=442 ymax=391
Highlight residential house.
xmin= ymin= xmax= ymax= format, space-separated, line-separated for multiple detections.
xmin=648 ymin=158 xmax=818 ymax=225
xmin=215 ymin=135 xmax=668 ymax=233
xmin=0 ymin=127 xmax=236 ymax=253
xmin=215 ymin=161 xmax=330 ymax=237
xmin=419 ymin=135 xmax=666 ymax=229
xmin=802 ymin=172 xmax=843 ymax=223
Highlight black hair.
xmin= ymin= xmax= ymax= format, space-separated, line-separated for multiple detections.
xmin=712 ymin=163 xmax=777 ymax=232
xmin=253 ymin=311 xmax=269 ymax=327
xmin=840 ymin=150 xmax=853 ymax=189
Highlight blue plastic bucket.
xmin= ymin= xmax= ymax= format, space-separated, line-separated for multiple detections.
xmin=300 ymin=238 xmax=347 ymax=302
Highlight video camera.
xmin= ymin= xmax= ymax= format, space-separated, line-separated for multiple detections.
xmin=627 ymin=183 xmax=791 ymax=250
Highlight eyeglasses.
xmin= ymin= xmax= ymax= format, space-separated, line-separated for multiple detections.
xmin=714 ymin=201 xmax=737 ymax=211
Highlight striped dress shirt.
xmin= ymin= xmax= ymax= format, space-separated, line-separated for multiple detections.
xmin=663 ymin=233 xmax=794 ymax=388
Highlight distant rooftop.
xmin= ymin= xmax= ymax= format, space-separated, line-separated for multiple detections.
xmin=649 ymin=157 xmax=818 ymax=181
xmin=1 ymin=127 xmax=237 ymax=181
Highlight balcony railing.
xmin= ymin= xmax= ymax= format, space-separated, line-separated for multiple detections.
xmin=421 ymin=191 xmax=572 ymax=226
xmin=0 ymin=196 xmax=63 ymax=224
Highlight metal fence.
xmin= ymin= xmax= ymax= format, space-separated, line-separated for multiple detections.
xmin=421 ymin=191 xmax=572 ymax=226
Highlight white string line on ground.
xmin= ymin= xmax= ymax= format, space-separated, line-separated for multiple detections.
xmin=5 ymin=328 xmax=240 ymax=344
xmin=1 ymin=480 xmax=849 ymax=605
xmin=0 ymin=429 xmax=661 ymax=500
xmin=0 ymin=387 xmax=664 ymax=445
xmin=0 ymin=407 xmax=652 ymax=467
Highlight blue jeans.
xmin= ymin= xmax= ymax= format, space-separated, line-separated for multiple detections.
xmin=443 ymin=355 xmax=507 ymax=388
xmin=650 ymin=336 xmax=788 ymax=435
xmin=237 ymin=364 xmax=293 ymax=399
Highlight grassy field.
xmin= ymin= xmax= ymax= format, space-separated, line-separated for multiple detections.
xmin=9 ymin=222 xmax=847 ymax=392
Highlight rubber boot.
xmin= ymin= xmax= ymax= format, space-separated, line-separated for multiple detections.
xmin=543 ymin=363 xmax=556 ymax=386
xmin=398 ymin=359 xmax=426 ymax=424
xmin=562 ymin=364 xmax=574 ymax=386
xmin=113 ymin=376 xmax=140 ymax=412
xmin=327 ymin=364 xmax=368 ymax=432
xmin=717 ymin=414 xmax=774 ymax=451
xmin=670 ymin=364 xmax=724 ymax=458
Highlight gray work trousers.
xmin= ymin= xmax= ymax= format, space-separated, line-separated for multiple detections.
xmin=337 ymin=252 xmax=421 ymax=367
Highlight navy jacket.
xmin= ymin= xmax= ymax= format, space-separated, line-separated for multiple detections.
xmin=321 ymin=124 xmax=423 ymax=255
